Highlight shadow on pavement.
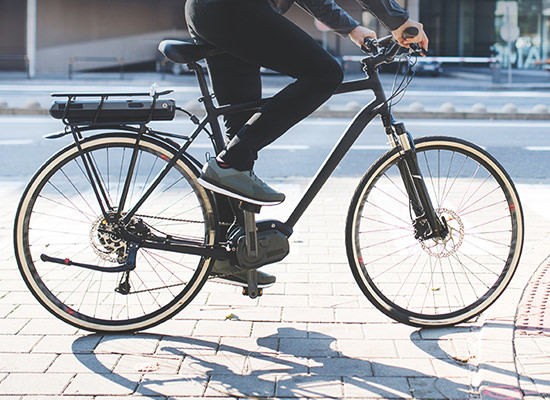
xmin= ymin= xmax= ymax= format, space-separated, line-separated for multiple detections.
xmin=73 ymin=327 xmax=475 ymax=398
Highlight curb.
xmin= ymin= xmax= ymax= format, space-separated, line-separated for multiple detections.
xmin=2 ymin=107 xmax=549 ymax=120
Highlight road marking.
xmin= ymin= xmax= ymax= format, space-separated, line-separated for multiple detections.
xmin=525 ymin=146 xmax=550 ymax=151
xmin=0 ymin=139 xmax=34 ymax=145
xmin=189 ymin=143 xmax=310 ymax=151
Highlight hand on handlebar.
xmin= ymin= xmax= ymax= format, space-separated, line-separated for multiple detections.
xmin=361 ymin=27 xmax=428 ymax=57
xmin=349 ymin=25 xmax=377 ymax=48
xmin=392 ymin=20 xmax=429 ymax=54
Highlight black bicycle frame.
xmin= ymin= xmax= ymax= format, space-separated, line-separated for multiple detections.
xmin=188 ymin=62 xmax=391 ymax=231
xmin=63 ymin=59 xmax=442 ymax=263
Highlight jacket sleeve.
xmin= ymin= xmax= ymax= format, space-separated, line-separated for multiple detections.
xmin=295 ymin=0 xmax=360 ymax=36
xmin=357 ymin=0 xmax=408 ymax=31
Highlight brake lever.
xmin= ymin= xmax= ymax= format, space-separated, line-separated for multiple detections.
xmin=402 ymin=27 xmax=428 ymax=57
xmin=409 ymin=43 xmax=428 ymax=57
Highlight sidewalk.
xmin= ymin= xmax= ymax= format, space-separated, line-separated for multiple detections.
xmin=1 ymin=177 xmax=550 ymax=399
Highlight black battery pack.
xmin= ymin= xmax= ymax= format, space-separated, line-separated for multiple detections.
xmin=49 ymin=99 xmax=176 ymax=124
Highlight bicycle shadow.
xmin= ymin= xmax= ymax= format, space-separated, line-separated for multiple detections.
xmin=72 ymin=327 xmax=475 ymax=398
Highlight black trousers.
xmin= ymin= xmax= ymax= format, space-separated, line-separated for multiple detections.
xmin=185 ymin=0 xmax=344 ymax=171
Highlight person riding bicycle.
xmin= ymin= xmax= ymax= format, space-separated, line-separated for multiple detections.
xmin=184 ymin=0 xmax=429 ymax=286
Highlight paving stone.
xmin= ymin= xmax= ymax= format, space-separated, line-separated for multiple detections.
xmin=218 ymin=336 xmax=279 ymax=356
xmin=0 ymin=353 xmax=57 ymax=373
xmin=283 ymin=306 xmax=334 ymax=323
xmin=0 ymin=372 xmax=74 ymax=395
xmin=394 ymin=338 xmax=453 ymax=359
xmin=285 ymin=283 xmax=334 ymax=296
xmin=18 ymin=318 xmax=79 ymax=335
xmin=206 ymin=373 xmax=276 ymax=397
xmin=193 ymin=320 xmax=253 ymax=337
xmin=95 ymin=334 xmax=161 ymax=355
xmin=336 ymin=338 xmax=398 ymax=358
xmin=143 ymin=319 xmax=196 ymax=336
xmin=242 ymin=355 xmax=308 ymax=376
xmin=276 ymin=374 xmax=343 ymax=398
xmin=309 ymin=356 xmax=373 ymax=376
xmin=0 ymin=318 xmax=28 ymax=334
xmin=308 ymin=322 xmax=365 ymax=339
xmin=180 ymin=354 xmax=245 ymax=375
xmin=371 ymin=357 xmax=437 ymax=377
xmin=48 ymin=353 xmax=120 ymax=373
xmin=251 ymin=322 xmax=308 ymax=338
xmin=157 ymin=335 xmax=219 ymax=357
xmin=0 ymin=335 xmax=42 ymax=353
xmin=343 ymin=376 xmax=410 ymax=398
xmin=258 ymin=294 xmax=309 ymax=308
xmin=31 ymin=334 xmax=102 ymax=354
xmin=64 ymin=373 xmax=142 ymax=395
xmin=279 ymin=337 xmax=338 ymax=357
xmin=409 ymin=376 xmax=473 ymax=400
xmin=430 ymin=357 xmax=476 ymax=377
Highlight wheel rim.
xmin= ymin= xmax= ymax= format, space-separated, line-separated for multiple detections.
xmin=15 ymin=136 xmax=216 ymax=331
xmin=350 ymin=139 xmax=522 ymax=324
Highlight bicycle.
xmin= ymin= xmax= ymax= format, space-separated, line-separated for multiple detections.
xmin=13 ymin=30 xmax=524 ymax=333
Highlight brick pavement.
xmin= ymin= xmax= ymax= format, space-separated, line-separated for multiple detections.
xmin=1 ymin=177 xmax=550 ymax=399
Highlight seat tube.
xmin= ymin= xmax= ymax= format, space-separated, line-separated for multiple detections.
xmin=190 ymin=62 xmax=226 ymax=153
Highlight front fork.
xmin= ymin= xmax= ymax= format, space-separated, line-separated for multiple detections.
xmin=387 ymin=122 xmax=448 ymax=240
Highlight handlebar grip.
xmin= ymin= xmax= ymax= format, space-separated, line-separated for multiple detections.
xmin=402 ymin=27 xmax=419 ymax=40
xmin=402 ymin=27 xmax=428 ymax=56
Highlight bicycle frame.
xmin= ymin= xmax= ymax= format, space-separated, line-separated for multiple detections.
xmin=190 ymin=62 xmax=388 ymax=230
xmin=186 ymin=60 xmax=446 ymax=237
xmin=56 ymin=56 xmax=446 ymax=265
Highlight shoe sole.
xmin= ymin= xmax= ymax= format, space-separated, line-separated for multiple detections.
xmin=197 ymin=176 xmax=284 ymax=206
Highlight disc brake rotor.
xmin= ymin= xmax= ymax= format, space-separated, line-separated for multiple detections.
xmin=419 ymin=208 xmax=464 ymax=258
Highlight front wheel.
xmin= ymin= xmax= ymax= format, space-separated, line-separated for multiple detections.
xmin=14 ymin=133 xmax=218 ymax=332
xmin=346 ymin=136 xmax=524 ymax=327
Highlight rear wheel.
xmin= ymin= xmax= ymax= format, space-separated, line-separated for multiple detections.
xmin=14 ymin=133 xmax=217 ymax=332
xmin=346 ymin=136 xmax=523 ymax=327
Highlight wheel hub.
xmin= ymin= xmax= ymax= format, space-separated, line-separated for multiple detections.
xmin=90 ymin=212 xmax=128 ymax=263
xmin=419 ymin=208 xmax=464 ymax=258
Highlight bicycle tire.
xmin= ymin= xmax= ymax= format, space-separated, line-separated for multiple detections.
xmin=346 ymin=136 xmax=523 ymax=327
xmin=14 ymin=133 xmax=218 ymax=332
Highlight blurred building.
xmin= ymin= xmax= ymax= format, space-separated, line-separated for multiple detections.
xmin=1 ymin=0 xmax=549 ymax=76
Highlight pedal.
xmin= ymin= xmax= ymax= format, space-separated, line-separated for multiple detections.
xmin=242 ymin=287 xmax=263 ymax=298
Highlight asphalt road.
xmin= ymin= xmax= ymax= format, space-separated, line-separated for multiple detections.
xmin=1 ymin=116 xmax=549 ymax=185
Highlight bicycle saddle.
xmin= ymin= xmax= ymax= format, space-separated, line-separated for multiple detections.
xmin=158 ymin=39 xmax=224 ymax=64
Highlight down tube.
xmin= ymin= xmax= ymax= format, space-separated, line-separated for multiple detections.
xmin=285 ymin=102 xmax=381 ymax=229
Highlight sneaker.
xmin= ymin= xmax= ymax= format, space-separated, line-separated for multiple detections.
xmin=198 ymin=158 xmax=285 ymax=205
xmin=210 ymin=259 xmax=276 ymax=288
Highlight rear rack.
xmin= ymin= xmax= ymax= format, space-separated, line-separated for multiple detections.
xmin=50 ymin=89 xmax=176 ymax=125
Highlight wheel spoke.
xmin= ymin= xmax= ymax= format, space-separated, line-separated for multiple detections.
xmin=15 ymin=136 xmax=215 ymax=332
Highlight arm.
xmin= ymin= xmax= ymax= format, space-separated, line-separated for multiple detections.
xmin=295 ymin=0 xmax=361 ymax=36
xmin=356 ymin=0 xmax=428 ymax=50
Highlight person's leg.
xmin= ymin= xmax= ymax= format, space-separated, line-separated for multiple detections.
xmin=186 ymin=0 xmax=343 ymax=171
xmin=205 ymin=54 xmax=261 ymax=146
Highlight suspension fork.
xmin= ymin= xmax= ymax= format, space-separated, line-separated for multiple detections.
xmin=388 ymin=122 xmax=448 ymax=240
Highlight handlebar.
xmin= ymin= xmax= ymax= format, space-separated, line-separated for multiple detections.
xmin=361 ymin=26 xmax=427 ymax=64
